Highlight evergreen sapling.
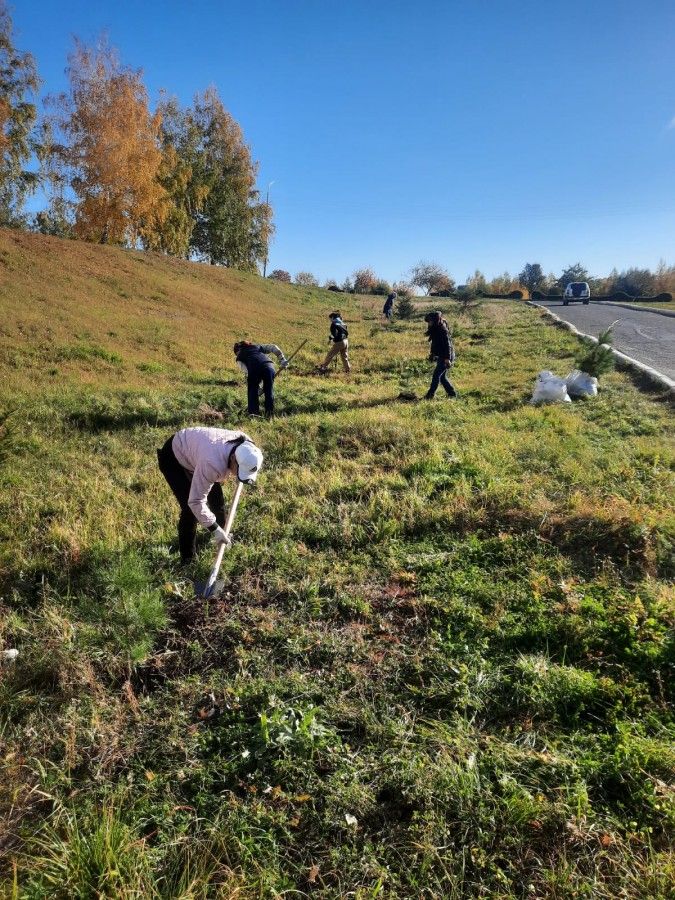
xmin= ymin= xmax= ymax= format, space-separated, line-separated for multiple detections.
xmin=575 ymin=325 xmax=615 ymax=379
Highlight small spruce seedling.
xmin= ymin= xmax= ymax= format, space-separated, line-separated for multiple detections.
xmin=575 ymin=325 xmax=615 ymax=378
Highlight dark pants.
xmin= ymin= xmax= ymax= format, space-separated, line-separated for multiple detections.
xmin=426 ymin=359 xmax=456 ymax=398
xmin=157 ymin=437 xmax=226 ymax=562
xmin=247 ymin=363 xmax=275 ymax=416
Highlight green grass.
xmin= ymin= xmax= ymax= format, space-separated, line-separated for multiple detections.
xmin=0 ymin=230 xmax=673 ymax=898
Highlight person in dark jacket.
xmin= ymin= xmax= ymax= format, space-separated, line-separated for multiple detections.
xmin=234 ymin=341 xmax=287 ymax=417
xmin=424 ymin=311 xmax=457 ymax=399
xmin=383 ymin=291 xmax=396 ymax=320
xmin=317 ymin=312 xmax=351 ymax=373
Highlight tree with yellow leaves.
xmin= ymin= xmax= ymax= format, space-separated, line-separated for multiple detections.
xmin=48 ymin=39 xmax=165 ymax=246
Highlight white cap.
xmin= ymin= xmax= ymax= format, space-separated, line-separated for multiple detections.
xmin=234 ymin=441 xmax=263 ymax=484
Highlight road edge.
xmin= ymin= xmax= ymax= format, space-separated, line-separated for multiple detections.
xmin=526 ymin=301 xmax=675 ymax=395
xmin=592 ymin=301 xmax=675 ymax=319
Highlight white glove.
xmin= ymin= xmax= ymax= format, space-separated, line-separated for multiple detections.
xmin=280 ymin=359 xmax=289 ymax=369
xmin=211 ymin=526 xmax=231 ymax=547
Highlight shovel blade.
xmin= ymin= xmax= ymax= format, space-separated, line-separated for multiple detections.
xmin=194 ymin=579 xmax=226 ymax=600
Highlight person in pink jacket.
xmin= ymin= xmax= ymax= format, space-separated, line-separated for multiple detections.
xmin=157 ymin=427 xmax=263 ymax=563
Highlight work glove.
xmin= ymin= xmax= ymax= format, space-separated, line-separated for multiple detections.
xmin=211 ymin=526 xmax=231 ymax=547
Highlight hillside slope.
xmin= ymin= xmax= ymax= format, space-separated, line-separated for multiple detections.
xmin=0 ymin=230 xmax=673 ymax=898
xmin=0 ymin=228 xmax=347 ymax=393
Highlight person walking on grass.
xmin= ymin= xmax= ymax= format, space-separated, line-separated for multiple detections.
xmin=234 ymin=341 xmax=288 ymax=418
xmin=424 ymin=310 xmax=457 ymax=400
xmin=157 ymin=427 xmax=263 ymax=564
xmin=383 ymin=291 xmax=396 ymax=321
xmin=317 ymin=311 xmax=351 ymax=374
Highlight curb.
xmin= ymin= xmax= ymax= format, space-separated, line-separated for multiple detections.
xmin=527 ymin=302 xmax=675 ymax=395
xmin=591 ymin=301 xmax=675 ymax=319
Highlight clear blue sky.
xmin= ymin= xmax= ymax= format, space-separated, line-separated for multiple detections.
xmin=12 ymin=0 xmax=675 ymax=284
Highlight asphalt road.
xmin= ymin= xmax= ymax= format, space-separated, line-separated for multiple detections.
xmin=538 ymin=300 xmax=675 ymax=382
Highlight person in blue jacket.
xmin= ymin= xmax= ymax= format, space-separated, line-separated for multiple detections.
xmin=234 ymin=341 xmax=287 ymax=417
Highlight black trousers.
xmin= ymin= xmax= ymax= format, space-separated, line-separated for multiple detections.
xmin=157 ymin=436 xmax=226 ymax=562
xmin=247 ymin=363 xmax=275 ymax=416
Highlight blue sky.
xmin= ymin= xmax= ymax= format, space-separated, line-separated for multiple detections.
xmin=12 ymin=0 xmax=675 ymax=284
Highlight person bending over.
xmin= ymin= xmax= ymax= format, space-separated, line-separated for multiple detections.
xmin=157 ymin=426 xmax=263 ymax=563
xmin=234 ymin=341 xmax=287 ymax=417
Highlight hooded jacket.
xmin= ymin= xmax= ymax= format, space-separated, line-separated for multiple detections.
xmin=171 ymin=427 xmax=251 ymax=527
xmin=426 ymin=319 xmax=455 ymax=362
xmin=329 ymin=317 xmax=348 ymax=342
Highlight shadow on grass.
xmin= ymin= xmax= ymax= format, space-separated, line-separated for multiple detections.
xmin=278 ymin=394 xmax=416 ymax=417
xmin=64 ymin=392 xmax=244 ymax=433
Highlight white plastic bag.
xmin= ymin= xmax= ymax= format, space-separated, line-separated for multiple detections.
xmin=531 ymin=371 xmax=572 ymax=404
xmin=565 ymin=369 xmax=598 ymax=398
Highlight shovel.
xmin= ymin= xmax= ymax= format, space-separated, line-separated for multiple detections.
xmin=195 ymin=481 xmax=244 ymax=599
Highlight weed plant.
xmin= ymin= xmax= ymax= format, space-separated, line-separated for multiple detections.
xmin=0 ymin=230 xmax=673 ymax=898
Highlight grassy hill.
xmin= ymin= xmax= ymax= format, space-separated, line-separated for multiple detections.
xmin=0 ymin=229 xmax=673 ymax=898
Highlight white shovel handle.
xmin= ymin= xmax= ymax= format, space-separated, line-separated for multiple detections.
xmin=204 ymin=481 xmax=244 ymax=596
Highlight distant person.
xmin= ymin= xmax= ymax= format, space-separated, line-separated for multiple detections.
xmin=423 ymin=311 xmax=457 ymax=400
xmin=383 ymin=291 xmax=396 ymax=321
xmin=234 ymin=341 xmax=288 ymax=417
xmin=317 ymin=311 xmax=351 ymax=374
xmin=157 ymin=427 xmax=263 ymax=563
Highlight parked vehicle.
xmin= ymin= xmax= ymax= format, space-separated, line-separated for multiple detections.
xmin=563 ymin=282 xmax=590 ymax=305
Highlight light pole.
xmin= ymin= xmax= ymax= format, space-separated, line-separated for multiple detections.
xmin=262 ymin=181 xmax=274 ymax=278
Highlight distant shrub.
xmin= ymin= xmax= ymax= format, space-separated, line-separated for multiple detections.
xmin=268 ymin=269 xmax=291 ymax=282
xmin=372 ymin=279 xmax=391 ymax=296
xmin=609 ymin=267 xmax=656 ymax=298
xmin=327 ymin=285 xmax=342 ymax=292
xmin=295 ymin=272 xmax=318 ymax=287
xmin=508 ymin=289 xmax=524 ymax=299
xmin=531 ymin=290 xmax=544 ymax=300
xmin=353 ymin=268 xmax=377 ymax=294
xmin=547 ymin=285 xmax=562 ymax=297
xmin=611 ymin=290 xmax=631 ymax=302
xmin=393 ymin=281 xmax=413 ymax=298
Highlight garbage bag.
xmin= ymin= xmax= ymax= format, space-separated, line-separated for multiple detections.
xmin=531 ymin=371 xmax=572 ymax=404
xmin=566 ymin=370 xmax=598 ymax=398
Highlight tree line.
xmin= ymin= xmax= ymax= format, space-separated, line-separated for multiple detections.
xmin=0 ymin=3 xmax=271 ymax=269
xmin=2 ymin=3 xmax=674 ymax=291
xmin=270 ymin=260 xmax=675 ymax=299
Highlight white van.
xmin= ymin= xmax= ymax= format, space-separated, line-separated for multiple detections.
xmin=563 ymin=282 xmax=590 ymax=305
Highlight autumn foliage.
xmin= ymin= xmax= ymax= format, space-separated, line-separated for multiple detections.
xmin=50 ymin=41 xmax=165 ymax=246
xmin=34 ymin=33 xmax=271 ymax=270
